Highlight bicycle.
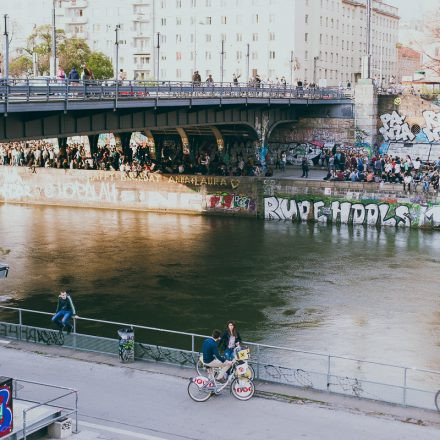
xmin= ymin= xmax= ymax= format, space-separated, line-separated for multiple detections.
xmin=196 ymin=345 xmax=255 ymax=380
xmin=188 ymin=347 xmax=255 ymax=402
xmin=435 ymin=390 xmax=440 ymax=412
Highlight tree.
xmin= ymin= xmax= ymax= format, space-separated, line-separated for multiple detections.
xmin=87 ymin=52 xmax=113 ymax=79
xmin=58 ymin=38 xmax=91 ymax=74
xmin=25 ymin=25 xmax=65 ymax=75
xmin=9 ymin=55 xmax=33 ymax=78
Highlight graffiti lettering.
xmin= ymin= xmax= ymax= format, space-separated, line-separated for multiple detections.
xmin=422 ymin=110 xmax=440 ymax=142
xmin=265 ymin=197 xmax=412 ymax=227
xmin=208 ymin=193 xmax=256 ymax=212
xmin=379 ymin=111 xmax=415 ymax=142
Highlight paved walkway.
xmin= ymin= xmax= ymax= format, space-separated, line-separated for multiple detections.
xmin=0 ymin=340 xmax=439 ymax=440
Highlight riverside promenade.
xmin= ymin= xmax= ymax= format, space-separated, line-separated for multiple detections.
xmin=1 ymin=339 xmax=438 ymax=440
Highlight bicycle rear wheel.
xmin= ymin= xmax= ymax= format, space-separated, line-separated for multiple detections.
xmin=188 ymin=380 xmax=212 ymax=402
xmin=435 ymin=390 xmax=440 ymax=412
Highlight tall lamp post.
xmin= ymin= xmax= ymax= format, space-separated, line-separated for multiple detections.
xmin=363 ymin=0 xmax=372 ymax=80
xmin=51 ymin=0 xmax=57 ymax=77
xmin=3 ymin=14 xmax=9 ymax=81
xmin=156 ymin=32 xmax=160 ymax=83
xmin=246 ymin=43 xmax=250 ymax=83
xmin=114 ymin=24 xmax=120 ymax=81
xmin=220 ymin=39 xmax=225 ymax=83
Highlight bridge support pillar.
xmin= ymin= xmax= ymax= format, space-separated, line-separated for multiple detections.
xmin=210 ymin=126 xmax=224 ymax=152
xmin=176 ymin=128 xmax=190 ymax=155
xmin=354 ymin=79 xmax=378 ymax=147
xmin=144 ymin=129 xmax=156 ymax=159
xmin=115 ymin=132 xmax=133 ymax=162
xmin=88 ymin=134 xmax=99 ymax=157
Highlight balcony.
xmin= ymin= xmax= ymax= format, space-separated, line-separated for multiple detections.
xmin=66 ymin=31 xmax=89 ymax=39
xmin=66 ymin=16 xmax=88 ymax=25
xmin=65 ymin=0 xmax=88 ymax=8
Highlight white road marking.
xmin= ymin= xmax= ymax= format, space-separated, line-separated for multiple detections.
xmin=79 ymin=421 xmax=166 ymax=440
xmin=0 ymin=339 xmax=10 ymax=344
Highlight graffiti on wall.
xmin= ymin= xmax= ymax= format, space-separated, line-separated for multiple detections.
xmin=207 ymin=193 xmax=256 ymax=213
xmin=0 ymin=168 xmax=117 ymax=203
xmin=379 ymin=111 xmax=415 ymax=142
xmin=265 ymin=196 xmax=440 ymax=228
xmin=422 ymin=110 xmax=440 ymax=142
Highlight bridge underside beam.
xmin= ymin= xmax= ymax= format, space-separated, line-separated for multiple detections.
xmin=0 ymin=105 xmax=301 ymax=142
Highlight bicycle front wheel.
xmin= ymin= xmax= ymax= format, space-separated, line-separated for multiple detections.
xmin=188 ymin=380 xmax=212 ymax=402
xmin=231 ymin=378 xmax=255 ymax=401
xmin=435 ymin=390 xmax=440 ymax=412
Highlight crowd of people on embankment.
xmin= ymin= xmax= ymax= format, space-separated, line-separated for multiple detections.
xmin=0 ymin=140 xmax=271 ymax=177
xmin=1 ymin=139 xmax=440 ymax=193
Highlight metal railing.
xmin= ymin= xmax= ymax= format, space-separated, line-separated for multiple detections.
xmin=0 ymin=78 xmax=353 ymax=105
xmin=13 ymin=377 xmax=78 ymax=439
xmin=0 ymin=305 xmax=438 ymax=411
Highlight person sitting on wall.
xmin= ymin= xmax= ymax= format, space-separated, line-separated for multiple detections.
xmin=52 ymin=291 xmax=77 ymax=334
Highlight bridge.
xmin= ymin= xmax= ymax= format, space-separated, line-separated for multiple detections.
xmin=0 ymin=79 xmax=354 ymax=153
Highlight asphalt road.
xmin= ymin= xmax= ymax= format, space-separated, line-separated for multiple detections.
xmin=0 ymin=346 xmax=437 ymax=440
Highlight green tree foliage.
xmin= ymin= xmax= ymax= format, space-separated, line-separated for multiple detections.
xmin=58 ymin=38 xmax=91 ymax=74
xmin=9 ymin=55 xmax=33 ymax=77
xmin=87 ymin=52 xmax=114 ymax=79
xmin=25 ymin=25 xmax=65 ymax=75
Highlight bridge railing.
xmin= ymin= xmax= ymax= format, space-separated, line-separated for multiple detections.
xmin=1 ymin=305 xmax=435 ymax=410
xmin=0 ymin=78 xmax=353 ymax=103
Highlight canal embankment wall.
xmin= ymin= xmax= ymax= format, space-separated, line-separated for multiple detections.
xmin=2 ymin=167 xmax=440 ymax=228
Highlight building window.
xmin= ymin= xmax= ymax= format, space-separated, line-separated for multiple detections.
xmin=161 ymin=18 xmax=166 ymax=26
xmin=305 ymin=33 xmax=308 ymax=42
xmin=269 ymin=32 xmax=275 ymax=41
xmin=252 ymin=33 xmax=258 ymax=41
xmin=269 ymin=51 xmax=276 ymax=59
xmin=305 ymin=15 xmax=308 ymax=24
xmin=221 ymin=16 xmax=227 ymax=24
xmin=176 ymin=52 xmax=182 ymax=61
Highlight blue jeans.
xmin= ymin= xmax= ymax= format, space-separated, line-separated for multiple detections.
xmin=52 ymin=310 xmax=72 ymax=330
xmin=224 ymin=348 xmax=235 ymax=361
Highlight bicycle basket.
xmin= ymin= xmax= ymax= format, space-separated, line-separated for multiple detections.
xmin=237 ymin=348 xmax=250 ymax=361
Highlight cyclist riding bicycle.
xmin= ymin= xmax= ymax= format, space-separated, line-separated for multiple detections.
xmin=202 ymin=329 xmax=233 ymax=382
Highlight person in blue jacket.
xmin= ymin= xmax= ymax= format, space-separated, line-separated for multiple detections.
xmin=202 ymin=329 xmax=232 ymax=382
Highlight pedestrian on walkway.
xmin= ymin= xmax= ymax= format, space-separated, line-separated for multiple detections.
xmin=280 ymin=151 xmax=287 ymax=172
xmin=51 ymin=291 xmax=77 ymax=334
xmin=301 ymin=157 xmax=309 ymax=178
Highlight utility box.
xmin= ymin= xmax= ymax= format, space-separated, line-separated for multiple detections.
xmin=48 ymin=417 xmax=73 ymax=439
xmin=0 ymin=377 xmax=13 ymax=438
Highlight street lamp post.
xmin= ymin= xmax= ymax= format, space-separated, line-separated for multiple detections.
xmin=156 ymin=32 xmax=160 ymax=83
xmin=290 ymin=51 xmax=294 ymax=85
xmin=114 ymin=24 xmax=120 ymax=82
xmin=246 ymin=43 xmax=250 ymax=83
xmin=220 ymin=39 xmax=225 ymax=83
xmin=313 ymin=56 xmax=319 ymax=85
xmin=3 ymin=14 xmax=9 ymax=80
xmin=364 ymin=0 xmax=372 ymax=79
xmin=51 ymin=0 xmax=56 ymax=77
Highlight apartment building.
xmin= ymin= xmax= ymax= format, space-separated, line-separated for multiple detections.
xmin=155 ymin=0 xmax=399 ymax=85
xmin=56 ymin=0 xmax=155 ymax=80
xmin=2 ymin=0 xmax=399 ymax=84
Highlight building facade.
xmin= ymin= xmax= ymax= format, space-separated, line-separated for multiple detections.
xmin=2 ymin=0 xmax=399 ymax=85
xmin=397 ymin=45 xmax=422 ymax=80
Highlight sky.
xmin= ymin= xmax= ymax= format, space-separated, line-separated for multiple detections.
xmin=387 ymin=0 xmax=439 ymax=20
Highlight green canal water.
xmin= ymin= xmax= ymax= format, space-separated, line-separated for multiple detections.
xmin=0 ymin=204 xmax=439 ymax=371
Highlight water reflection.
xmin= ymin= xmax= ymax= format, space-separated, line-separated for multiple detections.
xmin=0 ymin=204 xmax=439 ymax=370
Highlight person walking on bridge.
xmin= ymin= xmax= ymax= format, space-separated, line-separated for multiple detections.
xmin=52 ymin=291 xmax=77 ymax=334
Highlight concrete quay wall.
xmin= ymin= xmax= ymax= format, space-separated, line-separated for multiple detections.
xmin=2 ymin=168 xmax=440 ymax=228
